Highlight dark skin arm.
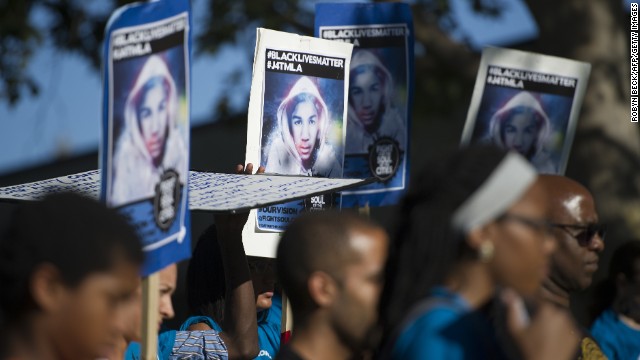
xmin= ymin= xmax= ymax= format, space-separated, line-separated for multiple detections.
xmin=215 ymin=163 xmax=264 ymax=360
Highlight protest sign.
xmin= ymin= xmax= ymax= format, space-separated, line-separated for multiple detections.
xmin=461 ymin=47 xmax=591 ymax=174
xmin=101 ymin=0 xmax=191 ymax=276
xmin=316 ymin=2 xmax=414 ymax=208
xmin=242 ymin=28 xmax=353 ymax=256
xmin=0 ymin=170 xmax=369 ymax=212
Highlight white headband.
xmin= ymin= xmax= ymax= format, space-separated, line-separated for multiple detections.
xmin=452 ymin=152 xmax=537 ymax=233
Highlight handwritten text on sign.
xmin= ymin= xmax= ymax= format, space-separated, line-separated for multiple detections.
xmin=0 ymin=171 xmax=366 ymax=212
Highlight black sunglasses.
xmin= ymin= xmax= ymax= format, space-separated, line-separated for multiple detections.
xmin=497 ymin=213 xmax=554 ymax=235
xmin=549 ymin=223 xmax=606 ymax=247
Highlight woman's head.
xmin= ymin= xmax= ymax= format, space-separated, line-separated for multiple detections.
xmin=125 ymin=55 xmax=177 ymax=166
xmin=0 ymin=193 xmax=143 ymax=359
xmin=277 ymin=77 xmax=329 ymax=170
xmin=490 ymin=92 xmax=550 ymax=159
xmin=380 ymin=145 xmax=554 ymax=330
xmin=348 ymin=50 xmax=392 ymax=132
xmin=590 ymin=241 xmax=640 ymax=323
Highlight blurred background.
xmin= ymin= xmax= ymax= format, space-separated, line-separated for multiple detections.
xmin=0 ymin=0 xmax=637 ymax=328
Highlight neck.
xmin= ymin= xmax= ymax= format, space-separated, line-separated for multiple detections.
xmin=6 ymin=320 xmax=59 ymax=360
xmin=106 ymin=337 xmax=129 ymax=360
xmin=288 ymin=314 xmax=353 ymax=360
xmin=444 ymin=261 xmax=496 ymax=309
xmin=539 ymin=277 xmax=570 ymax=308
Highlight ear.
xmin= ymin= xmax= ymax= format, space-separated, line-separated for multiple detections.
xmin=466 ymin=225 xmax=493 ymax=251
xmin=30 ymin=263 xmax=68 ymax=313
xmin=307 ymin=271 xmax=339 ymax=308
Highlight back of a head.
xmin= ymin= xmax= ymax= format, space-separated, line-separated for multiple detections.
xmin=276 ymin=211 xmax=376 ymax=319
xmin=0 ymin=193 xmax=143 ymax=328
xmin=591 ymin=240 xmax=640 ymax=321
xmin=186 ymin=225 xmax=226 ymax=323
xmin=380 ymin=144 xmax=513 ymax=331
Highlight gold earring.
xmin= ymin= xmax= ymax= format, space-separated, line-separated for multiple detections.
xmin=479 ymin=241 xmax=495 ymax=263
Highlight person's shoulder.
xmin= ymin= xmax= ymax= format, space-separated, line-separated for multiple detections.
xmin=405 ymin=303 xmax=466 ymax=335
xmin=393 ymin=307 xmax=467 ymax=360
xmin=180 ymin=315 xmax=223 ymax=332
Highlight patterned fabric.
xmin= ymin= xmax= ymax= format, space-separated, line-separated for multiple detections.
xmin=170 ymin=330 xmax=228 ymax=360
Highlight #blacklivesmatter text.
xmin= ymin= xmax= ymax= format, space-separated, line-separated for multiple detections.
xmin=487 ymin=66 xmax=577 ymax=89
xmin=112 ymin=17 xmax=186 ymax=61
xmin=321 ymin=26 xmax=406 ymax=46
xmin=266 ymin=49 xmax=343 ymax=73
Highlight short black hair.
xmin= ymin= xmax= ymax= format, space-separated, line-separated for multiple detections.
xmin=590 ymin=240 xmax=640 ymax=322
xmin=186 ymin=224 xmax=226 ymax=323
xmin=0 ymin=193 xmax=143 ymax=327
xmin=186 ymin=225 xmax=276 ymax=324
xmin=276 ymin=211 xmax=378 ymax=319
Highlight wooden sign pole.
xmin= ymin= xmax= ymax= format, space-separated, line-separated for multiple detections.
xmin=141 ymin=273 xmax=159 ymax=360
xmin=281 ymin=291 xmax=294 ymax=343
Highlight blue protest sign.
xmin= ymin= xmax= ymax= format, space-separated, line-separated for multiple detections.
xmin=101 ymin=0 xmax=191 ymax=276
xmin=316 ymin=2 xmax=414 ymax=208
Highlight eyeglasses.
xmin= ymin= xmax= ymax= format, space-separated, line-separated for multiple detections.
xmin=497 ymin=213 xmax=554 ymax=235
xmin=549 ymin=223 xmax=606 ymax=247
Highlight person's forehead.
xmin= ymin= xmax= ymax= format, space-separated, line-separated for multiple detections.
xmin=556 ymin=191 xmax=597 ymax=223
xmin=347 ymin=226 xmax=388 ymax=262
xmin=158 ymin=263 xmax=178 ymax=286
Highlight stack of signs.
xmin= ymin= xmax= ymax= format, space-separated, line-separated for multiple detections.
xmin=243 ymin=28 xmax=353 ymax=257
xmin=315 ymin=2 xmax=414 ymax=207
xmin=461 ymin=47 xmax=591 ymax=174
xmin=101 ymin=0 xmax=191 ymax=275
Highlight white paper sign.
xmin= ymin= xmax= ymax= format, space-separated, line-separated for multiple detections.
xmin=242 ymin=28 xmax=354 ymax=257
xmin=0 ymin=170 xmax=368 ymax=213
xmin=461 ymin=47 xmax=591 ymax=174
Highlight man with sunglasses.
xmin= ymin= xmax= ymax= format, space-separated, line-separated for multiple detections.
xmin=539 ymin=174 xmax=607 ymax=359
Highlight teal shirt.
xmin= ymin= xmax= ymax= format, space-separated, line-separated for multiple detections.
xmin=392 ymin=287 xmax=507 ymax=360
xmin=180 ymin=293 xmax=282 ymax=360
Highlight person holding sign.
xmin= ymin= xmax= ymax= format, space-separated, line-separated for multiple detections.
xmin=488 ymin=91 xmax=555 ymax=173
xmin=0 ymin=193 xmax=143 ymax=360
xmin=379 ymin=145 xmax=579 ymax=360
xmin=117 ymin=164 xmax=263 ymax=360
xmin=182 ymin=227 xmax=281 ymax=360
xmin=264 ymin=76 xmax=341 ymax=177
xmin=111 ymin=54 xmax=187 ymax=207
xmin=346 ymin=50 xmax=405 ymax=155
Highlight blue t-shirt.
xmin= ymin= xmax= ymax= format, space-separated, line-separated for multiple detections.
xmin=591 ymin=307 xmax=640 ymax=360
xmin=124 ymin=330 xmax=176 ymax=360
xmin=392 ymin=287 xmax=506 ymax=360
xmin=180 ymin=293 xmax=282 ymax=360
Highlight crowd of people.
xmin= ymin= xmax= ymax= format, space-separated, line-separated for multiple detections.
xmin=1 ymin=145 xmax=639 ymax=360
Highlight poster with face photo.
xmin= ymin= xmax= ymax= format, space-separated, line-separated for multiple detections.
xmin=101 ymin=0 xmax=191 ymax=275
xmin=316 ymin=2 xmax=414 ymax=208
xmin=461 ymin=48 xmax=591 ymax=174
xmin=243 ymin=28 xmax=353 ymax=257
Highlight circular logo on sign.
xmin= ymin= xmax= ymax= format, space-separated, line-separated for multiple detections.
xmin=154 ymin=169 xmax=181 ymax=230
xmin=368 ymin=137 xmax=400 ymax=182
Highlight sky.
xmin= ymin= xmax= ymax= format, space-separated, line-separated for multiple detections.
xmin=0 ymin=0 xmax=251 ymax=176
xmin=2 ymin=0 xmax=626 ymax=177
